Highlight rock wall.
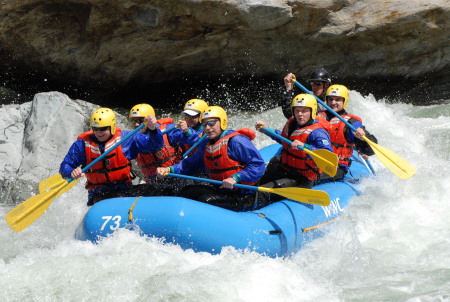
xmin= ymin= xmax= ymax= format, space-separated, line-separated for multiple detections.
xmin=1 ymin=0 xmax=449 ymax=102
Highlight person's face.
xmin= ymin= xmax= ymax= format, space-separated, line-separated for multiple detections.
xmin=293 ymin=106 xmax=312 ymax=125
xmin=326 ymin=96 xmax=345 ymax=112
xmin=202 ymin=118 xmax=222 ymax=140
xmin=184 ymin=114 xmax=200 ymax=128
xmin=310 ymin=81 xmax=329 ymax=97
xmin=131 ymin=117 xmax=145 ymax=131
xmin=92 ymin=126 xmax=112 ymax=142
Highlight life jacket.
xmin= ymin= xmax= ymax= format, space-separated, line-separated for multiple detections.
xmin=315 ymin=113 xmax=332 ymax=133
xmin=136 ymin=118 xmax=182 ymax=182
xmin=329 ymin=114 xmax=362 ymax=167
xmin=204 ymin=131 xmax=257 ymax=186
xmin=236 ymin=128 xmax=256 ymax=140
xmin=78 ymin=126 xmax=132 ymax=189
xmin=280 ymin=117 xmax=323 ymax=181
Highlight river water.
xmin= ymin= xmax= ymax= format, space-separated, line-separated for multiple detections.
xmin=1 ymin=90 xmax=449 ymax=301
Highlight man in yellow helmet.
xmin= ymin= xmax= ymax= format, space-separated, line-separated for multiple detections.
xmin=156 ymin=106 xmax=265 ymax=211
xmin=128 ymin=103 xmax=182 ymax=183
xmin=255 ymin=94 xmax=333 ymax=206
xmin=316 ymin=84 xmax=377 ymax=183
xmin=59 ymin=107 xmax=163 ymax=206
xmin=128 ymin=99 xmax=208 ymax=184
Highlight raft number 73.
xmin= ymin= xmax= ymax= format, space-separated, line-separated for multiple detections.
xmin=101 ymin=216 xmax=121 ymax=231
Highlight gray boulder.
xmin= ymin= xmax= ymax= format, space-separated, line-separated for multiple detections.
xmin=0 ymin=92 xmax=114 ymax=204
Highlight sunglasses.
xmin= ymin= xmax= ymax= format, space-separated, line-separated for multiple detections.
xmin=132 ymin=118 xmax=145 ymax=124
xmin=201 ymin=119 xmax=219 ymax=127
xmin=92 ymin=126 xmax=109 ymax=132
xmin=310 ymin=81 xmax=324 ymax=86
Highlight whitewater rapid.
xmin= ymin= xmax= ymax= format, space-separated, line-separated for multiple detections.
xmin=1 ymin=91 xmax=449 ymax=301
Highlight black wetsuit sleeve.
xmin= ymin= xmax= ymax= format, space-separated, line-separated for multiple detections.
xmin=355 ymin=127 xmax=377 ymax=156
xmin=279 ymin=89 xmax=294 ymax=119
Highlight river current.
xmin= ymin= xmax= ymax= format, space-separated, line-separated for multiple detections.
xmin=0 ymin=90 xmax=449 ymax=301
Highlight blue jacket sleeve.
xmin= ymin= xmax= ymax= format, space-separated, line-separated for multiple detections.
xmin=306 ymin=128 xmax=334 ymax=152
xmin=121 ymin=129 xmax=164 ymax=160
xmin=167 ymin=126 xmax=184 ymax=146
xmin=59 ymin=139 xmax=86 ymax=178
xmin=344 ymin=120 xmax=363 ymax=143
xmin=227 ymin=134 xmax=265 ymax=183
xmin=163 ymin=124 xmax=181 ymax=145
xmin=169 ymin=125 xmax=203 ymax=146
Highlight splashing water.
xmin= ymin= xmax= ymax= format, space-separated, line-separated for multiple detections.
xmin=1 ymin=91 xmax=449 ymax=301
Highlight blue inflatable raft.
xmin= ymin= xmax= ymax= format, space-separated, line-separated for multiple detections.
xmin=75 ymin=144 xmax=372 ymax=257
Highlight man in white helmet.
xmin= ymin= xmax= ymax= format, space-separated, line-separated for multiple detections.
xmin=177 ymin=98 xmax=209 ymax=148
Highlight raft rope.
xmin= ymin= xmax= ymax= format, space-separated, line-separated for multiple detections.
xmin=302 ymin=216 xmax=342 ymax=232
xmin=128 ymin=196 xmax=142 ymax=223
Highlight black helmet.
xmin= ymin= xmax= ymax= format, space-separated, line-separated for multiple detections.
xmin=308 ymin=69 xmax=331 ymax=84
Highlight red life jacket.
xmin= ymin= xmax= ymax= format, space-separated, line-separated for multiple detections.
xmin=280 ymin=117 xmax=323 ymax=181
xmin=236 ymin=128 xmax=256 ymax=140
xmin=316 ymin=112 xmax=332 ymax=133
xmin=329 ymin=114 xmax=362 ymax=167
xmin=77 ymin=127 xmax=132 ymax=189
xmin=136 ymin=118 xmax=182 ymax=182
xmin=317 ymin=111 xmax=327 ymax=119
xmin=203 ymin=131 xmax=257 ymax=186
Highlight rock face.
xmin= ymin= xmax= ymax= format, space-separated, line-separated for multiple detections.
xmin=0 ymin=92 xmax=131 ymax=205
xmin=0 ymin=0 xmax=449 ymax=99
xmin=0 ymin=93 xmax=90 ymax=204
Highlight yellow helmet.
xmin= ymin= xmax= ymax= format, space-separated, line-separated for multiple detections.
xmin=129 ymin=103 xmax=155 ymax=119
xmin=183 ymin=99 xmax=208 ymax=121
xmin=90 ymin=107 xmax=117 ymax=135
xmin=326 ymin=85 xmax=349 ymax=109
xmin=291 ymin=94 xmax=318 ymax=119
xmin=201 ymin=106 xmax=228 ymax=130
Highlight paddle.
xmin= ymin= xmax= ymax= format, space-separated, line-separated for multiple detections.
xmin=182 ymin=134 xmax=208 ymax=159
xmin=38 ymin=173 xmax=79 ymax=194
xmin=292 ymin=80 xmax=416 ymax=179
xmin=7 ymin=122 xmax=150 ymax=232
xmin=166 ymin=173 xmax=330 ymax=206
xmin=38 ymin=125 xmax=178 ymax=194
xmin=359 ymin=155 xmax=376 ymax=176
xmin=260 ymin=126 xmax=338 ymax=177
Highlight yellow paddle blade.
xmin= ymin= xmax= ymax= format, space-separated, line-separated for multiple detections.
xmin=306 ymin=149 xmax=338 ymax=177
xmin=39 ymin=173 xmax=66 ymax=193
xmin=258 ymin=186 xmax=330 ymax=206
xmin=39 ymin=174 xmax=79 ymax=194
xmin=6 ymin=180 xmax=71 ymax=232
xmin=362 ymin=136 xmax=416 ymax=179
